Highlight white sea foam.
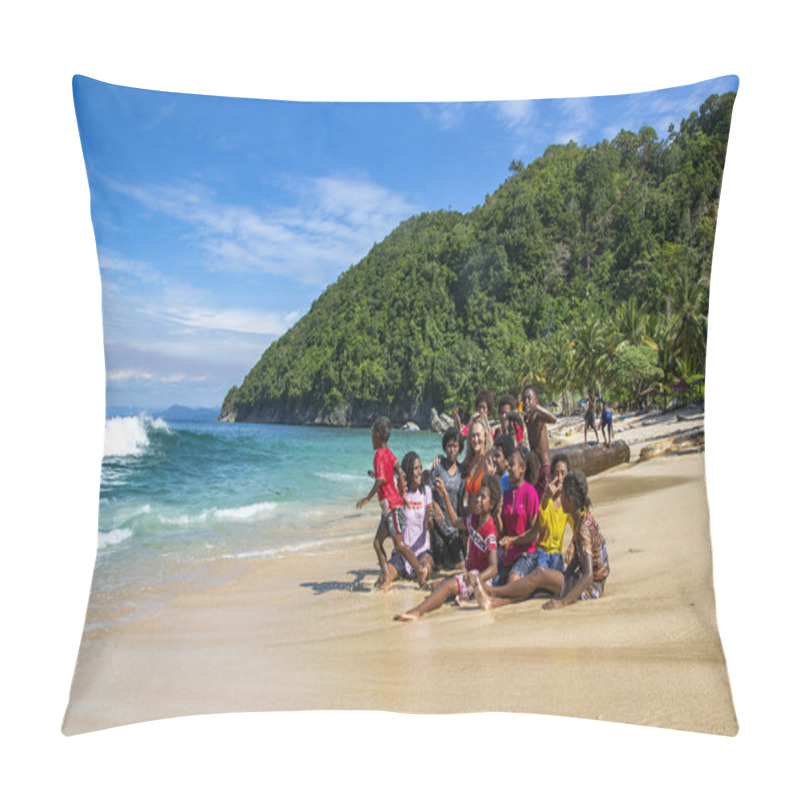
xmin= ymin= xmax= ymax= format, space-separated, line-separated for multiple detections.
xmin=314 ymin=471 xmax=364 ymax=483
xmin=214 ymin=501 xmax=278 ymax=521
xmin=98 ymin=527 xmax=134 ymax=549
xmin=103 ymin=416 xmax=161 ymax=457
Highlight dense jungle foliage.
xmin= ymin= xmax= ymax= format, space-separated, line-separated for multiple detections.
xmin=221 ymin=92 xmax=734 ymax=423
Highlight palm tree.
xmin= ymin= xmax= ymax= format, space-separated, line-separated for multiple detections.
xmin=614 ymin=296 xmax=656 ymax=351
xmin=572 ymin=314 xmax=608 ymax=396
xmin=542 ymin=328 xmax=575 ymax=414
xmin=668 ymin=264 xmax=708 ymax=375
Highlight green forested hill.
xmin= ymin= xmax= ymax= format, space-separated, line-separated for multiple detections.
xmin=220 ymin=92 xmax=735 ymax=426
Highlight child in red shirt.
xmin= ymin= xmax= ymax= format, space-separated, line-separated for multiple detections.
xmin=393 ymin=473 xmax=502 ymax=621
xmin=357 ymin=416 xmax=426 ymax=589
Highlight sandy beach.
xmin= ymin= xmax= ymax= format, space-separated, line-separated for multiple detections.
xmin=63 ymin=410 xmax=736 ymax=736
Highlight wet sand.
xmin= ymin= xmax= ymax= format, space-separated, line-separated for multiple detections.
xmin=63 ymin=449 xmax=736 ymax=736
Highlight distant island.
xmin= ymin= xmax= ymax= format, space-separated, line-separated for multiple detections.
xmin=220 ymin=93 xmax=733 ymax=428
xmin=107 ymin=405 xmax=220 ymax=423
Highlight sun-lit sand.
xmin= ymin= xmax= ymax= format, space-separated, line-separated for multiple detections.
xmin=63 ymin=412 xmax=737 ymax=736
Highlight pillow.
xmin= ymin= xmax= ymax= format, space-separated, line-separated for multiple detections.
xmin=64 ymin=75 xmax=739 ymax=736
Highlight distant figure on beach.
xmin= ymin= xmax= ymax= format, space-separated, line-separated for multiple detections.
xmin=394 ymin=474 xmax=502 ymax=622
xmin=475 ymin=470 xmax=609 ymax=611
xmin=428 ymin=427 xmax=467 ymax=572
xmin=357 ymin=417 xmax=426 ymax=590
xmin=453 ymin=389 xmax=494 ymax=439
xmin=463 ymin=412 xmax=494 ymax=517
xmin=600 ymin=400 xmax=613 ymax=446
xmin=494 ymin=393 xmax=526 ymax=443
xmin=533 ymin=454 xmax=571 ymax=571
xmin=522 ymin=385 xmax=557 ymax=501
xmin=584 ymin=389 xmax=600 ymax=445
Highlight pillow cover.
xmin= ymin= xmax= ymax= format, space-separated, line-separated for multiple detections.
xmin=64 ymin=75 xmax=738 ymax=736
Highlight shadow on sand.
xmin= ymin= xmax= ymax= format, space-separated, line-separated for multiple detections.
xmin=300 ymin=568 xmax=381 ymax=595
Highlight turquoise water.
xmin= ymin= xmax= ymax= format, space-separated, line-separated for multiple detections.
xmin=91 ymin=416 xmax=443 ymax=621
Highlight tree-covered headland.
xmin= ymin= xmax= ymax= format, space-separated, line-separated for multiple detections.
xmin=220 ymin=92 xmax=735 ymax=426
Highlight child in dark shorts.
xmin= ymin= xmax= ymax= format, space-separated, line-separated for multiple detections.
xmin=428 ymin=427 xmax=467 ymax=571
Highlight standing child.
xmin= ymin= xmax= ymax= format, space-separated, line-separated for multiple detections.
xmin=357 ymin=417 xmax=425 ymax=590
xmin=600 ymin=401 xmax=613 ymax=446
xmin=522 ymin=385 xmax=557 ymax=502
xmin=494 ymin=393 xmax=526 ymax=443
xmin=475 ymin=470 xmax=610 ymax=611
xmin=584 ymin=389 xmax=600 ymax=445
xmin=394 ymin=474 xmax=502 ymax=621
xmin=453 ymin=389 xmax=494 ymax=439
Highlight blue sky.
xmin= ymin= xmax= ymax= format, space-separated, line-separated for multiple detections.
xmin=73 ymin=74 xmax=738 ymax=411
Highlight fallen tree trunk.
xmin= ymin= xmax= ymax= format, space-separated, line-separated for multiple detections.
xmin=550 ymin=440 xmax=630 ymax=477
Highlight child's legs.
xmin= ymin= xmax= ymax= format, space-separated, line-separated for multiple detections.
xmin=405 ymin=576 xmax=459 ymax=618
xmin=373 ymin=518 xmax=390 ymax=570
xmin=487 ymin=566 xmax=564 ymax=603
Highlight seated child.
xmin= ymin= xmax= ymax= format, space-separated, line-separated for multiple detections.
xmin=494 ymin=447 xmax=539 ymax=585
xmin=534 ymin=454 xmax=570 ymax=571
xmin=475 ymin=470 xmax=609 ymax=611
xmin=428 ymin=427 xmax=467 ymax=572
xmin=490 ymin=433 xmax=515 ymax=494
xmin=382 ymin=451 xmax=435 ymax=589
xmin=394 ymin=474 xmax=502 ymax=621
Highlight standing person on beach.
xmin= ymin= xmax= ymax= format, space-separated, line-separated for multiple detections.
xmin=428 ymin=428 xmax=467 ymax=572
xmin=494 ymin=393 xmax=526 ymax=443
xmin=394 ymin=474 xmax=502 ymax=622
xmin=357 ymin=417 xmax=426 ymax=590
xmin=474 ymin=470 xmax=610 ymax=611
xmin=600 ymin=400 xmax=613 ymax=446
xmin=453 ymin=389 xmax=494 ymax=439
xmin=584 ymin=389 xmax=600 ymax=445
xmin=522 ymin=385 xmax=557 ymax=502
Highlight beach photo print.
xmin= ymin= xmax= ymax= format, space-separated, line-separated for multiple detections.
xmin=64 ymin=75 xmax=738 ymax=736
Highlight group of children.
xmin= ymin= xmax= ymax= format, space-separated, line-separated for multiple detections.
xmin=355 ymin=386 xmax=610 ymax=621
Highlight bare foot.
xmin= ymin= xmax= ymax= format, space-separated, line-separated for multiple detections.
xmin=474 ymin=579 xmax=493 ymax=610
xmin=375 ymin=573 xmax=393 ymax=592
xmin=394 ymin=612 xmax=420 ymax=622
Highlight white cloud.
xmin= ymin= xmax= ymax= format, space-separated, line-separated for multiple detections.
xmin=495 ymin=100 xmax=535 ymax=129
xmin=160 ymin=306 xmax=298 ymax=337
xmin=104 ymin=174 xmax=419 ymax=285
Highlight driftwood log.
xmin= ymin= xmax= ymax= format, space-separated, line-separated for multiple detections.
xmin=550 ymin=440 xmax=630 ymax=477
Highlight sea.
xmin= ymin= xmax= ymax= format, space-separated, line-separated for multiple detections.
xmin=89 ymin=415 xmax=444 ymax=631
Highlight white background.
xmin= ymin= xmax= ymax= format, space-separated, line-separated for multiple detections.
xmin=3 ymin=2 xmax=796 ymax=797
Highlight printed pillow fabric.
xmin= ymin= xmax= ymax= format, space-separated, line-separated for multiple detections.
xmin=63 ymin=75 xmax=739 ymax=736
